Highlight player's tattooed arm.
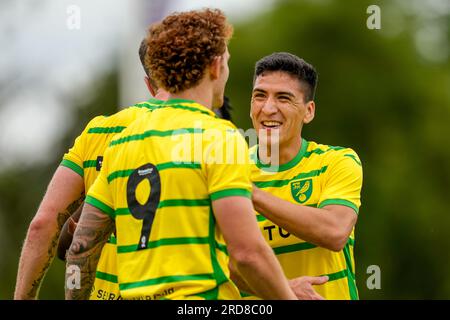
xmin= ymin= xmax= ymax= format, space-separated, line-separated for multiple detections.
xmin=65 ymin=203 xmax=114 ymax=300
xmin=17 ymin=193 xmax=84 ymax=300
xmin=57 ymin=203 xmax=84 ymax=261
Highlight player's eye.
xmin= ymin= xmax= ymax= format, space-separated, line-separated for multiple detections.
xmin=253 ymin=92 xmax=265 ymax=99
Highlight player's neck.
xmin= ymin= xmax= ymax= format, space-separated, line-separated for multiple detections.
xmin=154 ymin=90 xmax=170 ymax=101
xmin=168 ymin=81 xmax=213 ymax=110
xmin=279 ymin=138 xmax=302 ymax=165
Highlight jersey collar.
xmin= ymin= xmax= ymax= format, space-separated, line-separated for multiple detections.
xmin=163 ymin=98 xmax=217 ymax=118
xmin=146 ymin=97 xmax=164 ymax=105
xmin=254 ymin=138 xmax=309 ymax=172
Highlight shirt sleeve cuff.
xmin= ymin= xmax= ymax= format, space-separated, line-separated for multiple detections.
xmin=60 ymin=159 xmax=84 ymax=177
xmin=318 ymin=198 xmax=359 ymax=214
xmin=85 ymin=195 xmax=115 ymax=218
xmin=210 ymin=188 xmax=251 ymax=201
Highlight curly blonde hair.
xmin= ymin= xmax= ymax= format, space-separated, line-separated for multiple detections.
xmin=145 ymin=9 xmax=233 ymax=93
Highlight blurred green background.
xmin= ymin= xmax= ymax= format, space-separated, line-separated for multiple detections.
xmin=1 ymin=0 xmax=449 ymax=299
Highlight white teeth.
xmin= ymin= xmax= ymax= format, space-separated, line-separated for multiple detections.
xmin=262 ymin=121 xmax=282 ymax=127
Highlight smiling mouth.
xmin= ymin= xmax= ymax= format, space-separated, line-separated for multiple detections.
xmin=261 ymin=120 xmax=282 ymax=129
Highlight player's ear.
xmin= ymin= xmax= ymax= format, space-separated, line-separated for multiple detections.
xmin=209 ymin=56 xmax=221 ymax=80
xmin=303 ymin=100 xmax=315 ymax=124
xmin=144 ymin=76 xmax=157 ymax=97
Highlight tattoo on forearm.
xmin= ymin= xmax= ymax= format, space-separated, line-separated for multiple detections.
xmin=65 ymin=194 xmax=85 ymax=216
xmin=65 ymin=206 xmax=114 ymax=300
xmin=26 ymin=193 xmax=85 ymax=299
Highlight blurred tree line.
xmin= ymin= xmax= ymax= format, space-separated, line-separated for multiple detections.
xmin=1 ymin=0 xmax=449 ymax=299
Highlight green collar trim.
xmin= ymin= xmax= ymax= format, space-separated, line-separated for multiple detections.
xmin=163 ymin=98 xmax=216 ymax=117
xmin=256 ymin=138 xmax=309 ymax=172
xmin=146 ymin=97 xmax=164 ymax=105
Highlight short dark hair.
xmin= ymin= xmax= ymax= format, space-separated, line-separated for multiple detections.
xmin=138 ymin=39 xmax=158 ymax=89
xmin=139 ymin=38 xmax=150 ymax=77
xmin=254 ymin=52 xmax=317 ymax=102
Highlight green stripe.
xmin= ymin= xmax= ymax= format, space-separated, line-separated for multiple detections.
xmin=273 ymin=242 xmax=317 ymax=255
xmin=137 ymin=102 xmax=218 ymax=118
xmin=321 ymin=269 xmax=347 ymax=282
xmin=253 ymin=166 xmax=328 ymax=188
xmin=256 ymin=214 xmax=267 ymax=222
xmin=253 ymin=141 xmax=350 ymax=173
xmin=60 ymin=159 xmax=84 ymax=177
xmin=117 ymin=237 xmax=209 ymax=254
xmin=135 ymin=102 xmax=162 ymax=111
xmin=88 ymin=126 xmax=126 ymax=134
xmin=140 ymin=98 xmax=164 ymax=106
xmin=343 ymin=243 xmax=359 ymax=300
xmin=159 ymin=199 xmax=210 ymax=208
xmin=115 ymin=199 xmax=210 ymax=216
xmin=348 ymin=237 xmax=355 ymax=246
xmin=208 ymin=207 xmax=228 ymax=287
xmin=344 ymin=154 xmax=362 ymax=166
xmin=194 ymin=287 xmax=219 ymax=300
xmin=215 ymin=242 xmax=228 ymax=256
xmin=210 ymin=188 xmax=251 ymax=201
xmin=166 ymin=104 xmax=217 ymax=118
xmin=255 ymin=139 xmax=308 ymax=172
xmin=115 ymin=208 xmax=131 ymax=216
xmin=303 ymin=147 xmax=330 ymax=158
xmin=110 ymin=128 xmax=204 ymax=146
xmin=157 ymin=162 xmax=201 ymax=171
xmin=85 ymin=195 xmax=115 ymax=217
xmin=107 ymin=169 xmax=134 ymax=184
xmin=318 ymin=199 xmax=359 ymax=214
xmin=240 ymin=291 xmax=252 ymax=298
xmin=108 ymin=236 xmax=117 ymax=244
xmin=96 ymin=271 xmax=118 ymax=283
xmin=344 ymin=245 xmax=355 ymax=278
xmin=107 ymin=162 xmax=201 ymax=183
xmin=136 ymin=105 xmax=159 ymax=111
xmin=119 ymin=273 xmax=214 ymax=291
xmin=83 ymin=160 xmax=97 ymax=168
xmin=303 ymin=145 xmax=349 ymax=159
xmin=329 ymin=146 xmax=346 ymax=151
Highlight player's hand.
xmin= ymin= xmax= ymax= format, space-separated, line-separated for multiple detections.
xmin=57 ymin=203 xmax=83 ymax=261
xmin=57 ymin=217 xmax=78 ymax=261
xmin=289 ymin=276 xmax=328 ymax=300
xmin=67 ymin=217 xmax=78 ymax=235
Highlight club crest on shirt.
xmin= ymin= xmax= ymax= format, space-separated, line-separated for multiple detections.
xmin=290 ymin=178 xmax=313 ymax=204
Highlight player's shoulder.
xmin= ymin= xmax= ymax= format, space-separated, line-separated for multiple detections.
xmin=89 ymin=98 xmax=162 ymax=133
xmin=100 ymin=102 xmax=152 ymax=126
xmin=307 ymin=140 xmax=361 ymax=166
xmin=211 ymin=119 xmax=245 ymax=146
xmin=84 ymin=114 xmax=108 ymax=131
xmin=107 ymin=109 xmax=155 ymax=148
xmin=209 ymin=117 xmax=237 ymax=131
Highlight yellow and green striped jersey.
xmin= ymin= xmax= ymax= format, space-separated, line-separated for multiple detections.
xmin=60 ymin=98 xmax=163 ymax=300
xmin=86 ymin=98 xmax=252 ymax=300
xmin=61 ymin=98 xmax=164 ymax=189
xmin=248 ymin=138 xmax=363 ymax=300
